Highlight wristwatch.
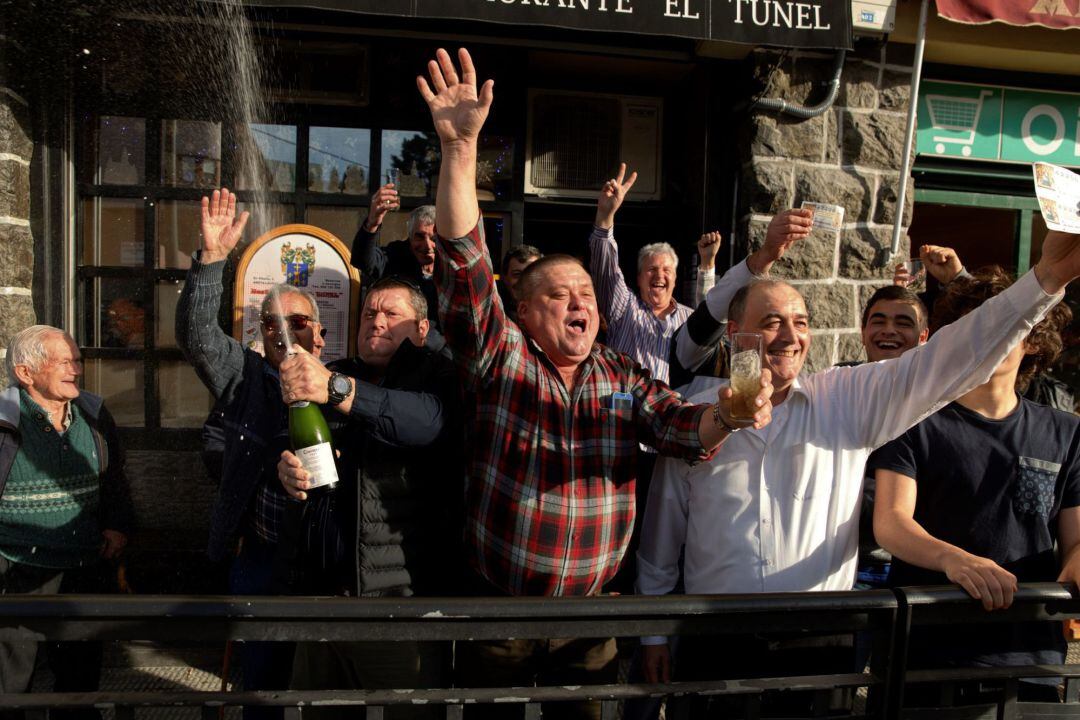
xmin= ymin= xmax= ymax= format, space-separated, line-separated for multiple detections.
xmin=327 ymin=372 xmax=353 ymax=406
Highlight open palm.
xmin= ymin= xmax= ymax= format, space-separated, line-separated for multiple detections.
xmin=200 ymin=188 xmax=250 ymax=263
xmin=417 ymin=48 xmax=493 ymax=146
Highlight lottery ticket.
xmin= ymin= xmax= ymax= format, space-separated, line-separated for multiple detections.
xmin=1032 ymin=162 xmax=1080 ymax=234
xmin=800 ymin=201 xmax=845 ymax=232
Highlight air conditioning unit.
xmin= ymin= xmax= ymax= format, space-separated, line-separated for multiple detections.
xmin=525 ymin=90 xmax=663 ymax=201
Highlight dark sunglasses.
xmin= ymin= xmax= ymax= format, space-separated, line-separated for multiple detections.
xmin=261 ymin=313 xmax=327 ymax=338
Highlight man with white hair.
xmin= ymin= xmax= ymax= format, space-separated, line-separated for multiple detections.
xmin=0 ymin=324 xmax=133 ymax=718
xmin=589 ymin=163 xmax=710 ymax=384
xmin=352 ymin=185 xmax=441 ymax=336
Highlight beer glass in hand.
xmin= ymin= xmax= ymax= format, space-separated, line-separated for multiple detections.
xmin=729 ymin=333 xmax=764 ymax=420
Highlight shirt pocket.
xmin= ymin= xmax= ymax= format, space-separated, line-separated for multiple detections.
xmin=1013 ymin=456 xmax=1062 ymax=519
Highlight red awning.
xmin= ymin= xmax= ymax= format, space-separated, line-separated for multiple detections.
xmin=936 ymin=0 xmax=1080 ymax=29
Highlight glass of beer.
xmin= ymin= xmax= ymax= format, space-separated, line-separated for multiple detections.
xmin=729 ymin=333 xmax=763 ymax=420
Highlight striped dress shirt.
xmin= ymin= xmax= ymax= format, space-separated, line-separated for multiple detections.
xmin=589 ymin=226 xmax=692 ymax=384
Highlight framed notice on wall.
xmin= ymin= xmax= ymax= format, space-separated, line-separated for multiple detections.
xmin=232 ymin=224 xmax=359 ymax=364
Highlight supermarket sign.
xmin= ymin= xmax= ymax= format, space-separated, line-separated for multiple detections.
xmin=917 ymin=80 xmax=1080 ymax=168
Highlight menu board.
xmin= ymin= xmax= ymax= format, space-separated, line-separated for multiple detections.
xmin=232 ymin=223 xmax=359 ymax=363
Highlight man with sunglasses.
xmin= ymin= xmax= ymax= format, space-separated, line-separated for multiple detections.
xmin=175 ymin=188 xmax=326 ymax=720
xmin=274 ymin=276 xmax=463 ymax=718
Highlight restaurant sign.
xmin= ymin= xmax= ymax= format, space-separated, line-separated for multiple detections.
xmin=242 ymin=0 xmax=853 ymax=49
xmin=917 ymin=80 xmax=1080 ymax=168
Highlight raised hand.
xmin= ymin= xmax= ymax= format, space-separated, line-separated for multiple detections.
xmin=1034 ymin=230 xmax=1080 ymax=295
xmin=698 ymin=231 xmax=723 ymax=270
xmin=595 ymin=162 xmax=638 ymax=229
xmin=747 ymin=208 xmax=813 ymax=276
xmin=919 ymin=244 xmax=963 ymax=284
xmin=366 ymin=183 xmax=400 ymax=230
xmin=417 ymin=48 xmax=494 ymax=149
xmin=199 ymin=188 xmax=249 ymax=264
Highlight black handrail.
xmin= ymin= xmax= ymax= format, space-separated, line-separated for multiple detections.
xmin=1 ymin=583 xmax=1079 ymax=719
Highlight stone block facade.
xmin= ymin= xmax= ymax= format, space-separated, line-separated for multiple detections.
xmin=739 ymin=47 xmax=914 ymax=371
xmin=0 ymin=33 xmax=36 ymax=356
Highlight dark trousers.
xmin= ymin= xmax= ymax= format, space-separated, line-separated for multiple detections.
xmin=455 ymin=637 xmax=619 ymax=720
xmin=292 ymin=640 xmax=444 ymax=720
xmin=0 ymin=556 xmax=112 ymax=720
xmin=455 ymin=569 xmax=619 ymax=720
xmin=670 ymin=633 xmax=855 ymax=719
xmin=230 ymin=538 xmax=294 ymax=720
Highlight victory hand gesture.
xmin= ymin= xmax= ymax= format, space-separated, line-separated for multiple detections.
xmin=417 ymin=48 xmax=494 ymax=148
xmin=200 ymin=188 xmax=249 ymax=264
xmin=595 ymin=162 xmax=638 ymax=229
xmin=698 ymin=231 xmax=723 ymax=270
xmin=747 ymin=208 xmax=813 ymax=276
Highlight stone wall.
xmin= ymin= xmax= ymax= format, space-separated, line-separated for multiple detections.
xmin=0 ymin=32 xmax=36 ymax=359
xmin=739 ymin=45 xmax=914 ymax=371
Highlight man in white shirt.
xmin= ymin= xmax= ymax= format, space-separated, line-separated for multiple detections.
xmin=638 ymin=224 xmax=1080 ymax=702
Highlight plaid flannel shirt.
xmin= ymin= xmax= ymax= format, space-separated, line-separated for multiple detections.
xmin=435 ymin=220 xmax=711 ymax=597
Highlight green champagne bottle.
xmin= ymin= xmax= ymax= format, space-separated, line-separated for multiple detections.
xmin=289 ymin=400 xmax=338 ymax=494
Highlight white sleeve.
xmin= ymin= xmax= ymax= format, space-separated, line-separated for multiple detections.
xmin=674 ymin=259 xmax=756 ymax=373
xmin=636 ymin=454 xmax=692 ymax=645
xmin=692 ymin=265 xmax=716 ymax=307
xmin=827 ymin=270 xmax=1063 ymax=450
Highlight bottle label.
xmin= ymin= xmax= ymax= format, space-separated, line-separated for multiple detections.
xmin=296 ymin=442 xmax=338 ymax=489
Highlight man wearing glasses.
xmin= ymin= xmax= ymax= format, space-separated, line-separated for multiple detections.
xmin=175 ymin=188 xmax=326 ymax=720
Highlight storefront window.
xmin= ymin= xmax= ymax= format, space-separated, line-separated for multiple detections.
xmin=82 ymin=359 xmax=145 ymax=428
xmin=161 ymin=120 xmax=222 ymax=188
xmin=155 ymin=280 xmax=185 ymax=349
xmin=159 ymin=361 xmax=216 ymax=428
xmin=381 ymin=129 xmax=439 ymax=199
xmin=156 ymin=201 xmax=202 ymax=269
xmin=309 ymin=127 xmax=371 ymax=194
xmin=85 ymin=278 xmax=149 ymax=350
xmin=94 ymin=116 xmax=146 ymax=185
xmin=236 ymin=202 xmax=295 ymax=246
xmin=81 ymin=198 xmax=145 ymax=266
xmin=236 ymin=123 xmax=297 ymax=192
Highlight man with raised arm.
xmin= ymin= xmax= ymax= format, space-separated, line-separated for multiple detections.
xmin=589 ymin=164 xmax=697 ymax=384
xmin=640 ymin=222 xmax=1080 ymax=715
xmin=176 ymin=188 xmax=326 ymax=720
xmin=416 ymin=47 xmax=773 ymax=720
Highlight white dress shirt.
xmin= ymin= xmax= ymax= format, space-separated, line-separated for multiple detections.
xmin=638 ymin=269 xmax=1062 ymax=644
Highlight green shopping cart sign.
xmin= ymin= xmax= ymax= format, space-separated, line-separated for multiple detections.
xmin=917 ymin=80 xmax=1080 ymax=168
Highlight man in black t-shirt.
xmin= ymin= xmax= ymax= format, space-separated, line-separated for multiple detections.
xmin=868 ymin=266 xmax=1080 ymax=704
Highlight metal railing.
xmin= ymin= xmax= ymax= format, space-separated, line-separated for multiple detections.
xmin=1 ymin=583 xmax=1079 ymax=719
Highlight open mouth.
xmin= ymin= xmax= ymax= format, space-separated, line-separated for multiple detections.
xmin=768 ymin=349 xmax=799 ymax=359
xmin=874 ymin=340 xmax=901 ymax=351
xmin=567 ymin=318 xmax=587 ymax=335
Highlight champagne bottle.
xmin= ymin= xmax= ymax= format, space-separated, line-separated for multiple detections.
xmin=289 ymin=399 xmax=338 ymax=494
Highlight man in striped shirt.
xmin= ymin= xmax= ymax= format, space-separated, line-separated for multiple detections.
xmin=589 ymin=164 xmax=691 ymax=385
xmin=417 ymin=47 xmax=773 ymax=719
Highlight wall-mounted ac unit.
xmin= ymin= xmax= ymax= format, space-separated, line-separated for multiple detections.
xmin=852 ymin=0 xmax=897 ymax=34
xmin=525 ymin=90 xmax=663 ymax=201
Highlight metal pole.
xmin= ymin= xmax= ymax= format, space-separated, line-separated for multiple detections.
xmin=890 ymin=0 xmax=931 ymax=258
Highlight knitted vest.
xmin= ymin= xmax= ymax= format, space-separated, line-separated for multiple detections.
xmin=0 ymin=392 xmax=102 ymax=568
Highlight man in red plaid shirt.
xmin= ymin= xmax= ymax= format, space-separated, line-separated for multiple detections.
xmin=417 ymin=47 xmax=774 ymax=719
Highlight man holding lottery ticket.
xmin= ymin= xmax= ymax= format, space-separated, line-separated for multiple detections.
xmin=641 ymin=204 xmax=1080 ymax=711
